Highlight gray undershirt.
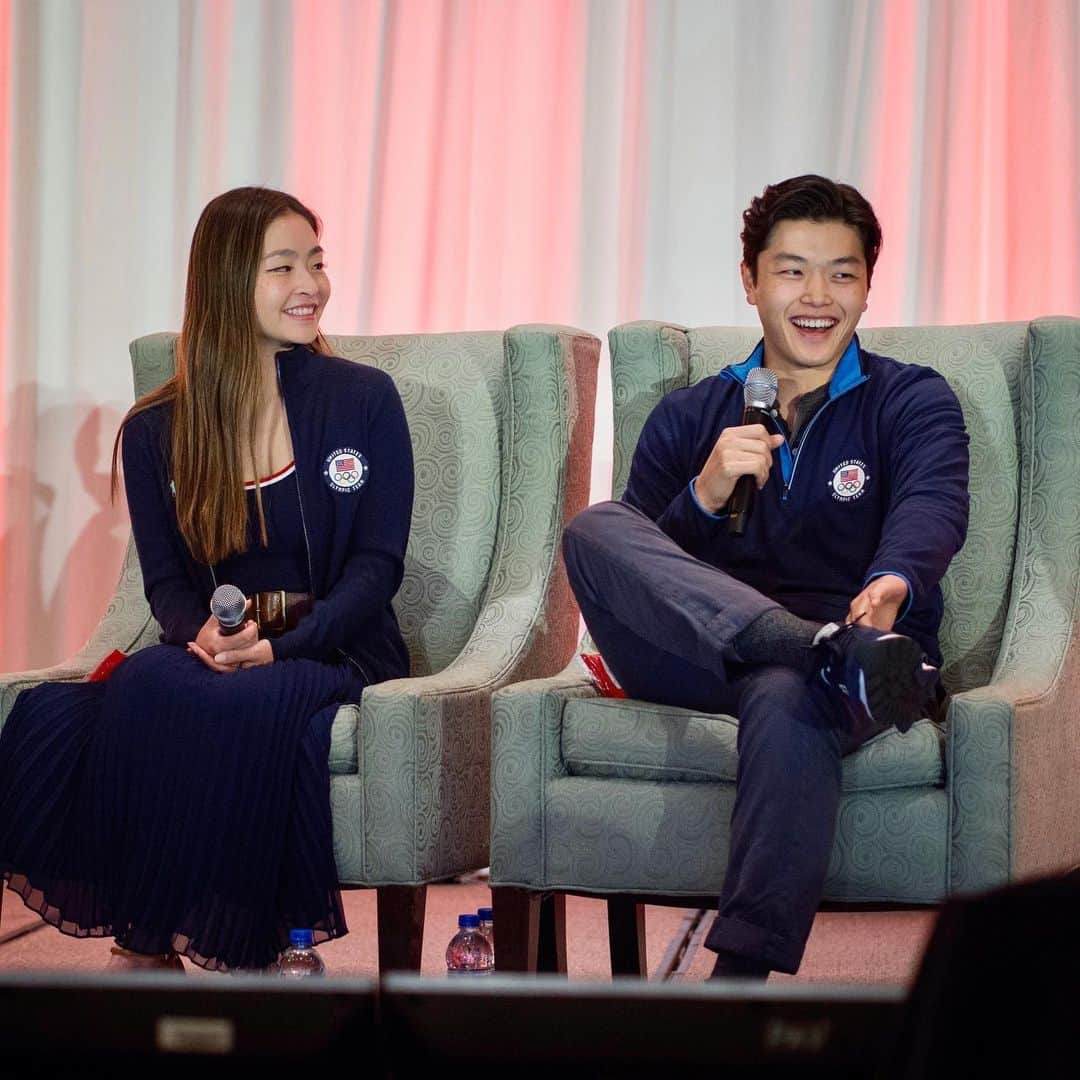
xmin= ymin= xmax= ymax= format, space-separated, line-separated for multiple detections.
xmin=779 ymin=383 xmax=830 ymax=449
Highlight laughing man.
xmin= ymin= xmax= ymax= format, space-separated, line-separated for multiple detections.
xmin=563 ymin=174 xmax=970 ymax=978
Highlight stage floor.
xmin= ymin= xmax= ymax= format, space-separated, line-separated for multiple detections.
xmin=0 ymin=872 xmax=936 ymax=984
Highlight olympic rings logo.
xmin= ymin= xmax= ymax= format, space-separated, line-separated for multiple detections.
xmin=323 ymin=447 xmax=369 ymax=494
xmin=830 ymin=460 xmax=868 ymax=501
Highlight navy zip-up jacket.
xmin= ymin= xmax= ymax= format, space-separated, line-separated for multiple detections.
xmin=623 ymin=336 xmax=970 ymax=665
xmin=121 ymin=344 xmax=414 ymax=684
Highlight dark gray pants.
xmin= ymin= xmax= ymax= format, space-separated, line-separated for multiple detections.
xmin=562 ymin=500 xmax=886 ymax=973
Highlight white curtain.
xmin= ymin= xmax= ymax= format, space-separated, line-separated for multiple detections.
xmin=2 ymin=0 xmax=1078 ymax=670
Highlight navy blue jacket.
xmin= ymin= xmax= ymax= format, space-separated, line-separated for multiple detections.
xmin=623 ymin=336 xmax=970 ymax=664
xmin=121 ymin=345 xmax=414 ymax=684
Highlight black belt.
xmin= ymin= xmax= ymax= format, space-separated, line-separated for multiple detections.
xmin=252 ymin=590 xmax=313 ymax=638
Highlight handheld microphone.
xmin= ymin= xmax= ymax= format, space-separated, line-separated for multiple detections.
xmin=726 ymin=368 xmax=779 ymax=538
xmin=210 ymin=584 xmax=248 ymax=636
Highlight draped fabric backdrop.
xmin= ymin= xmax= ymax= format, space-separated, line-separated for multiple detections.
xmin=1 ymin=0 xmax=1078 ymax=671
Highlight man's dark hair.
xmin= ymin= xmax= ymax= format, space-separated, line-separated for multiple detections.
xmin=741 ymin=174 xmax=883 ymax=286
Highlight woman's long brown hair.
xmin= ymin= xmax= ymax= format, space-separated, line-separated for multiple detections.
xmin=110 ymin=187 xmax=331 ymax=566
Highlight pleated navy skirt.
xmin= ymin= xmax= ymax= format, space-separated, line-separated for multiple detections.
xmin=0 ymin=643 xmax=364 ymax=971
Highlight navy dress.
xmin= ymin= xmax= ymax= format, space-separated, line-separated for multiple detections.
xmin=0 ymin=466 xmax=366 ymax=971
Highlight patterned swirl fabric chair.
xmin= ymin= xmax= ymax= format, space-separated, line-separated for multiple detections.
xmin=490 ymin=317 xmax=1080 ymax=974
xmin=0 ymin=324 xmax=599 ymax=971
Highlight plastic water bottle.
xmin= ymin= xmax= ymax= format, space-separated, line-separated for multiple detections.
xmin=446 ymin=913 xmax=493 ymax=976
xmin=477 ymin=906 xmax=495 ymax=954
xmin=277 ymin=929 xmax=326 ymax=977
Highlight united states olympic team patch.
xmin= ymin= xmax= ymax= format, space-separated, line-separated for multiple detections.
xmin=323 ymin=447 xmax=369 ymax=494
xmin=830 ymin=458 xmax=868 ymax=501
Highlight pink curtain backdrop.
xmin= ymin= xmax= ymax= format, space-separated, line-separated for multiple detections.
xmin=1 ymin=0 xmax=1078 ymax=671
xmin=283 ymin=0 xmax=588 ymax=334
xmin=865 ymin=0 xmax=1080 ymax=323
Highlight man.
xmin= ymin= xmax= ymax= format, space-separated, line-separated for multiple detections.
xmin=562 ymin=174 xmax=970 ymax=978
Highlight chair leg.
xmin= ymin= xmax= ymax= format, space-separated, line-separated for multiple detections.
xmin=607 ymin=896 xmax=647 ymax=977
xmin=376 ymin=884 xmax=427 ymax=973
xmin=537 ymin=891 xmax=568 ymax=975
xmin=492 ymin=886 xmax=541 ymax=972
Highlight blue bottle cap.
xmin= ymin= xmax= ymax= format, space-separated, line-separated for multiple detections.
xmin=477 ymin=907 xmax=493 ymax=920
xmin=458 ymin=913 xmax=480 ymax=928
xmin=290 ymin=928 xmax=314 ymax=947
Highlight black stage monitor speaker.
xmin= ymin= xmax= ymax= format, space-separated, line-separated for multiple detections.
xmin=380 ymin=972 xmax=906 ymax=1078
xmin=886 ymin=867 xmax=1080 ymax=1079
xmin=0 ymin=971 xmax=378 ymax=1079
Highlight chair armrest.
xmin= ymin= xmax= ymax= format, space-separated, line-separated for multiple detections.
xmin=946 ymin=651 xmax=1080 ymax=893
xmin=0 ymin=539 xmax=157 ymax=730
xmin=0 ymin=651 xmax=101 ymax=730
xmin=351 ymin=322 xmax=598 ymax=884
xmin=945 ymin=318 xmax=1080 ymax=892
xmin=489 ymin=662 xmax=599 ymax=889
xmin=353 ymin=621 xmax=597 ymax=884
xmin=486 ymin=324 xmax=599 ymax=682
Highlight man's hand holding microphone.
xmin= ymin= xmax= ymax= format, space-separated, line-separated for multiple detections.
xmin=694 ymin=369 xmax=784 ymax=532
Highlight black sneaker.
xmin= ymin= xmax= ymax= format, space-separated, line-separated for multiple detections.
xmin=813 ymin=621 xmax=939 ymax=733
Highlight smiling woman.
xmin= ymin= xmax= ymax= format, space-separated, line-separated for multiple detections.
xmin=255 ymin=214 xmax=331 ymax=352
xmin=0 ymin=187 xmax=415 ymax=973
xmin=121 ymin=190 xmax=343 ymax=570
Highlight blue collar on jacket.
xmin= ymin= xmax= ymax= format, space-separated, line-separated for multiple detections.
xmin=722 ymin=335 xmax=869 ymax=485
xmin=723 ymin=334 xmax=868 ymax=398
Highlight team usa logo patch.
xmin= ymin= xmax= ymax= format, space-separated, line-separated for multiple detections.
xmin=830 ymin=459 xmax=868 ymax=501
xmin=323 ymin=447 xmax=369 ymax=494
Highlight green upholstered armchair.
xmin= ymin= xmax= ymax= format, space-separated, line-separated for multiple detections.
xmin=489 ymin=317 xmax=1080 ymax=974
xmin=0 ymin=325 xmax=599 ymax=971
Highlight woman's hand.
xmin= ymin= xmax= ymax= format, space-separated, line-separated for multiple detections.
xmin=187 ymin=601 xmax=271 ymax=672
xmin=209 ymin=637 xmax=274 ymax=670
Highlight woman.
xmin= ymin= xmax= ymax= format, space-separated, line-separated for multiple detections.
xmin=0 ymin=187 xmax=414 ymax=972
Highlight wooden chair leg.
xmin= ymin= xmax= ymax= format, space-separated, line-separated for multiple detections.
xmin=537 ymin=891 xmax=567 ymax=975
xmin=492 ymin=885 xmax=541 ymax=972
xmin=376 ymin=884 xmax=427 ymax=973
xmin=608 ymin=896 xmax=647 ymax=977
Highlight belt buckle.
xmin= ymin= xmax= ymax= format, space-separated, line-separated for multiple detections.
xmin=275 ymin=589 xmax=288 ymax=633
xmin=254 ymin=590 xmax=289 ymax=636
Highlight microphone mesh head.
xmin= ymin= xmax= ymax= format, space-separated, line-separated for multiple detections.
xmin=744 ymin=368 xmax=779 ymax=409
xmin=210 ymin=584 xmax=247 ymax=629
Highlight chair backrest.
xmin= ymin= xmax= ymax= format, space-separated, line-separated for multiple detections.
xmin=127 ymin=328 xmax=596 ymax=677
xmin=607 ymin=320 xmax=1078 ymax=695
